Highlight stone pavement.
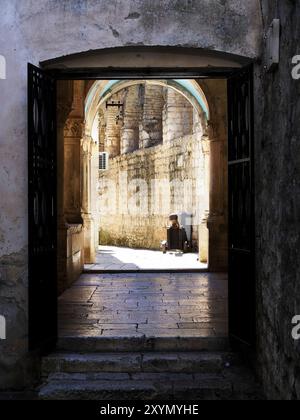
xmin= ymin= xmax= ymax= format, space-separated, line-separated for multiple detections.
xmin=58 ymin=272 xmax=228 ymax=340
xmin=39 ymin=274 xmax=264 ymax=400
xmin=84 ymin=246 xmax=207 ymax=271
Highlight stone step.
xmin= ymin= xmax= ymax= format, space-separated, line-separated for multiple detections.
xmin=57 ymin=335 xmax=229 ymax=353
xmin=42 ymin=352 xmax=232 ymax=377
xmin=38 ymin=372 xmax=233 ymax=400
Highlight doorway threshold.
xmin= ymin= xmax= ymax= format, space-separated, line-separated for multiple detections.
xmin=84 ymin=268 xmax=209 ymax=274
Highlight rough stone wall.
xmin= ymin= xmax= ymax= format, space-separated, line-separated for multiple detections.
xmin=0 ymin=0 xmax=262 ymax=390
xmin=163 ymin=89 xmax=194 ymax=144
xmin=255 ymin=0 xmax=300 ymax=400
xmin=139 ymin=85 xmax=164 ymax=148
xmin=99 ymin=134 xmax=205 ymax=250
xmin=121 ymin=86 xmax=141 ymax=154
xmin=0 ymin=248 xmax=38 ymax=389
xmin=106 ymin=84 xmax=165 ymax=154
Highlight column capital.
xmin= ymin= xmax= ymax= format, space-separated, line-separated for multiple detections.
xmin=64 ymin=117 xmax=84 ymax=139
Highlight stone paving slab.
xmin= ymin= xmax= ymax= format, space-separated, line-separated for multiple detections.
xmin=59 ymin=272 xmax=228 ymax=340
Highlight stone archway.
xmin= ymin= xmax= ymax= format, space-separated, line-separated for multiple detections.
xmin=81 ymin=77 xmax=228 ymax=272
xmin=52 ymin=47 xmax=237 ymax=292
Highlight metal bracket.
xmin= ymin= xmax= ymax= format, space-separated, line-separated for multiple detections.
xmin=106 ymin=100 xmax=123 ymax=109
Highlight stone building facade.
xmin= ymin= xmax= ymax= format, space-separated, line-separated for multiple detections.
xmin=99 ymin=135 xmax=204 ymax=250
xmin=0 ymin=0 xmax=299 ymax=400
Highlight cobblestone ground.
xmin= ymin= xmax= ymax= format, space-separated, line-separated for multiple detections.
xmin=58 ymin=273 xmax=228 ymax=339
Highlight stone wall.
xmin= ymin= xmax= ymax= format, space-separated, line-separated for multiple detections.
xmin=103 ymin=84 xmax=165 ymax=155
xmin=99 ymin=134 xmax=205 ymax=250
xmin=0 ymin=248 xmax=38 ymax=389
xmin=163 ymin=89 xmax=194 ymax=144
xmin=255 ymin=0 xmax=300 ymax=400
xmin=57 ymin=225 xmax=84 ymax=296
xmin=139 ymin=85 xmax=164 ymax=148
xmin=0 ymin=0 xmax=262 ymax=390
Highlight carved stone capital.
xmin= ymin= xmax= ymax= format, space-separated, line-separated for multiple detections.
xmin=64 ymin=118 xmax=84 ymax=138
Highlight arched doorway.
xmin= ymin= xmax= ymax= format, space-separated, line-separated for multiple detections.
xmin=28 ymin=46 xmax=255 ymax=353
xmin=82 ymin=78 xmax=215 ymax=272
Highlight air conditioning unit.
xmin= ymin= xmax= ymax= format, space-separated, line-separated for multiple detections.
xmin=99 ymin=152 xmax=109 ymax=170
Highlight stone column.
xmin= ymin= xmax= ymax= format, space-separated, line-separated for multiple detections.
xmin=57 ymin=81 xmax=74 ymax=294
xmin=121 ymin=86 xmax=140 ymax=154
xmin=198 ymin=136 xmax=210 ymax=263
xmin=57 ymin=81 xmax=73 ymax=230
xmin=206 ymin=124 xmax=228 ymax=271
xmin=57 ymin=113 xmax=67 ymax=229
xmin=163 ymin=88 xmax=193 ymax=145
xmin=105 ymin=106 xmax=121 ymax=158
xmin=81 ymin=135 xmax=96 ymax=264
xmin=63 ymin=118 xmax=83 ymax=223
xmin=91 ymin=140 xmax=100 ymax=252
xmin=139 ymin=84 xmax=164 ymax=149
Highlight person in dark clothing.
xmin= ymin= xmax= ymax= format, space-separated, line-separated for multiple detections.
xmin=161 ymin=214 xmax=188 ymax=253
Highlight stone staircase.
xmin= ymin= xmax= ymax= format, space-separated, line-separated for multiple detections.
xmin=38 ymin=336 xmax=262 ymax=400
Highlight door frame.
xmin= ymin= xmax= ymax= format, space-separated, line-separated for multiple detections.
xmin=29 ymin=62 xmax=256 ymax=353
xmin=227 ymin=66 xmax=256 ymax=355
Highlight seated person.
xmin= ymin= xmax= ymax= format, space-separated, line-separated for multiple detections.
xmin=161 ymin=214 xmax=188 ymax=253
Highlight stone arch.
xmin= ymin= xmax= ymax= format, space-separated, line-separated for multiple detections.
xmin=84 ymin=79 xmax=210 ymax=138
xmin=83 ymin=78 xmax=214 ymax=265
xmin=50 ymin=46 xmax=234 ymax=271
